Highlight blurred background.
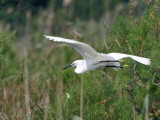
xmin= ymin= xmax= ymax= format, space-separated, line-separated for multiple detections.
xmin=0 ymin=0 xmax=160 ymax=119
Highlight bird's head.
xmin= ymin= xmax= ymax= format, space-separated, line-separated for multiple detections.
xmin=62 ymin=60 xmax=83 ymax=70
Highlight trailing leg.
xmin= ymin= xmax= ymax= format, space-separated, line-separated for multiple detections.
xmin=105 ymin=65 xmax=124 ymax=68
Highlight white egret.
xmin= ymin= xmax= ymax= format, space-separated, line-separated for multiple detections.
xmin=44 ymin=35 xmax=151 ymax=74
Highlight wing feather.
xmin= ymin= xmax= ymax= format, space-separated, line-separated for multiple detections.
xmin=107 ymin=53 xmax=151 ymax=65
xmin=44 ymin=35 xmax=100 ymax=59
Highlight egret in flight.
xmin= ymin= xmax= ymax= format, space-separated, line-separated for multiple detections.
xmin=44 ymin=35 xmax=150 ymax=74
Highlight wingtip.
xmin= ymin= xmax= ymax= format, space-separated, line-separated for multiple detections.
xmin=44 ymin=35 xmax=54 ymax=41
xmin=143 ymin=58 xmax=151 ymax=65
xmin=147 ymin=59 xmax=151 ymax=65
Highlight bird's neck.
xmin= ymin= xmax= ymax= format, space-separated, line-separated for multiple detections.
xmin=74 ymin=60 xmax=86 ymax=74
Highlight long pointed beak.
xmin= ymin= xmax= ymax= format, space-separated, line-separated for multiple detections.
xmin=62 ymin=64 xmax=73 ymax=70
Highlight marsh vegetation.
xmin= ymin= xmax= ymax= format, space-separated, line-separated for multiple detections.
xmin=0 ymin=0 xmax=160 ymax=119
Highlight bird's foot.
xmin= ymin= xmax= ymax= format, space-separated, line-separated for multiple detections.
xmin=122 ymin=65 xmax=129 ymax=68
xmin=119 ymin=60 xmax=125 ymax=62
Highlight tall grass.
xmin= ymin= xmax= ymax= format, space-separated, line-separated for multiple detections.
xmin=0 ymin=0 xmax=160 ymax=119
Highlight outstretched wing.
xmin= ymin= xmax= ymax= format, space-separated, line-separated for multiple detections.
xmin=44 ymin=35 xmax=100 ymax=59
xmin=107 ymin=53 xmax=151 ymax=65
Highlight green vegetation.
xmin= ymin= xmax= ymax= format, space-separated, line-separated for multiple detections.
xmin=0 ymin=0 xmax=160 ymax=119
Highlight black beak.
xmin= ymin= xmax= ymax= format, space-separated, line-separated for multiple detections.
xmin=62 ymin=64 xmax=73 ymax=70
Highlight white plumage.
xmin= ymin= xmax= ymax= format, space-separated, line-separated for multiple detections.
xmin=107 ymin=53 xmax=150 ymax=65
xmin=44 ymin=35 xmax=151 ymax=74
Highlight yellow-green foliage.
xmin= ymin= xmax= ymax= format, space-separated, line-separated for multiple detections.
xmin=0 ymin=0 xmax=160 ymax=120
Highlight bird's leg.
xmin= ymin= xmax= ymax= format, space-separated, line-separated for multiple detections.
xmin=105 ymin=65 xmax=124 ymax=68
xmin=100 ymin=60 xmax=119 ymax=63
xmin=94 ymin=60 xmax=119 ymax=65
